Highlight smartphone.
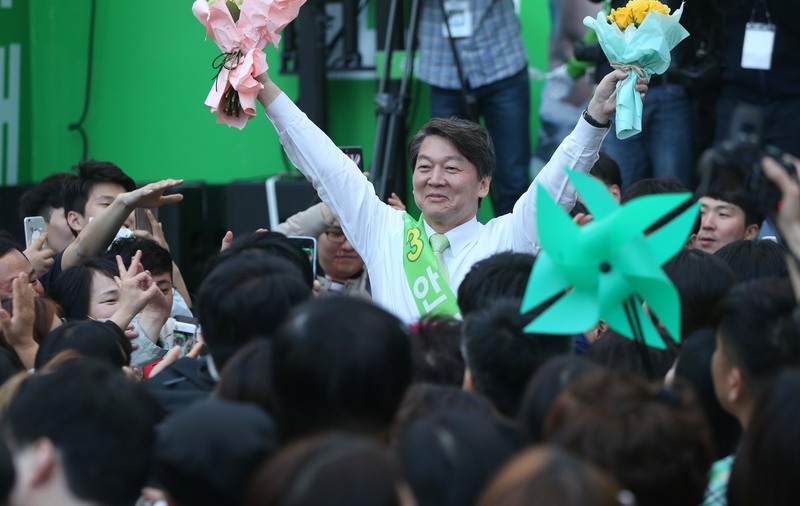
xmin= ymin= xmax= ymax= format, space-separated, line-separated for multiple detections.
xmin=134 ymin=207 xmax=159 ymax=235
xmin=340 ymin=146 xmax=364 ymax=171
xmin=172 ymin=321 xmax=198 ymax=357
xmin=288 ymin=235 xmax=318 ymax=279
xmin=23 ymin=216 xmax=48 ymax=250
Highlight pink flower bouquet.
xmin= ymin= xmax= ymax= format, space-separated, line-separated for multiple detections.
xmin=192 ymin=0 xmax=305 ymax=129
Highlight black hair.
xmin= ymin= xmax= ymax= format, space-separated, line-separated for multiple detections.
xmin=703 ymin=188 xmax=765 ymax=228
xmin=717 ymin=278 xmax=800 ymax=393
xmin=0 ymin=435 xmax=13 ymax=506
xmin=663 ymin=248 xmax=736 ymax=339
xmin=2 ymin=361 xmax=157 ymax=506
xmin=34 ymin=320 xmax=132 ymax=370
xmin=621 ymin=177 xmax=689 ymax=203
xmin=590 ymin=152 xmax=622 ymax=188
xmin=62 ymin=161 xmax=135 ymax=220
xmin=586 ymin=330 xmax=678 ymax=382
xmin=216 ymin=338 xmax=275 ymax=415
xmin=196 ymin=251 xmax=310 ymax=370
xmin=17 ymin=173 xmax=75 ymax=222
xmin=462 ymin=299 xmax=573 ymax=417
xmin=675 ymin=329 xmax=741 ymax=460
xmin=0 ymin=235 xmax=20 ymax=259
xmin=105 ymin=236 xmax=173 ymax=278
xmin=410 ymin=315 xmax=464 ymax=386
xmin=457 ymin=252 xmax=536 ymax=317
xmin=517 ymin=355 xmax=603 ymax=444
xmin=409 ymin=117 xmax=495 ymax=181
xmin=271 ymin=297 xmax=411 ymax=441
xmin=714 ymin=239 xmax=788 ymax=282
xmin=207 ymin=231 xmax=314 ymax=289
xmin=49 ymin=257 xmax=119 ymax=320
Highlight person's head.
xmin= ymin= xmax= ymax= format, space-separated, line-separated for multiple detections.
xmin=197 ymin=251 xmax=311 ymax=371
xmin=394 ymin=410 xmax=521 ymax=506
xmin=695 ymin=192 xmax=762 ymax=254
xmin=545 ymin=371 xmax=714 ymax=506
xmin=216 ymin=338 xmax=275 ymax=415
xmin=518 ymin=355 xmax=603 ymax=444
xmin=590 ymin=152 xmax=622 ymax=202
xmin=728 ymin=370 xmax=800 ymax=506
xmin=621 ymin=177 xmax=688 ymax=203
xmin=17 ymin=173 xmax=77 ymax=253
xmin=409 ymin=315 xmax=464 ymax=386
xmin=34 ymin=320 xmax=132 ymax=370
xmin=153 ymin=399 xmax=279 ymax=506
xmin=478 ymin=445 xmax=625 ymax=506
xmin=2 ymin=360 xmax=157 ymax=506
xmin=63 ymin=161 xmax=136 ymax=236
xmin=462 ymin=299 xmax=573 ymax=418
xmin=243 ymin=432 xmax=412 ymax=506
xmin=663 ymin=248 xmax=736 ymax=339
xmin=317 ymin=225 xmax=364 ymax=281
xmin=586 ymin=330 xmax=678 ymax=381
xmin=408 ymin=117 xmax=493 ymax=232
xmin=712 ymin=278 xmax=800 ymax=427
xmin=270 ymin=297 xmax=411 ymax=441
xmin=457 ymin=252 xmax=536 ymax=317
xmin=0 ymin=236 xmax=43 ymax=298
xmin=49 ymin=257 xmax=120 ymax=321
xmin=714 ymin=239 xmax=788 ymax=282
xmin=674 ymin=329 xmax=741 ymax=460
xmin=106 ymin=237 xmax=174 ymax=314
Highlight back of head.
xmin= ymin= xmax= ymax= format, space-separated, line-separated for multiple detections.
xmin=270 ymin=297 xmax=411 ymax=440
xmin=717 ymin=277 xmax=800 ymax=395
xmin=154 ymin=399 xmax=278 ymax=506
xmin=409 ymin=116 xmax=495 ymax=180
xmin=105 ymin=236 xmax=173 ymax=277
xmin=216 ymin=338 xmax=275 ymax=414
xmin=395 ymin=410 xmax=521 ymax=506
xmin=462 ymin=300 xmax=573 ymax=417
xmin=663 ymin=248 xmax=736 ymax=338
xmin=197 ymin=251 xmax=310 ymax=370
xmin=34 ymin=320 xmax=132 ymax=370
xmin=518 ymin=355 xmax=603 ymax=444
xmin=587 ymin=330 xmax=678 ymax=381
xmin=243 ymin=433 xmax=405 ymax=506
xmin=63 ymin=160 xmax=135 ymax=219
xmin=714 ymin=239 xmax=788 ymax=282
xmin=621 ymin=177 xmax=688 ymax=203
xmin=478 ymin=445 xmax=623 ymax=506
xmin=2 ymin=361 xmax=156 ymax=506
xmin=17 ymin=173 xmax=74 ymax=221
xmin=457 ymin=252 xmax=535 ymax=317
xmin=728 ymin=370 xmax=800 ymax=506
xmin=545 ymin=371 xmax=714 ymax=506
xmin=409 ymin=315 xmax=464 ymax=386
xmin=591 ymin=152 xmax=622 ymax=189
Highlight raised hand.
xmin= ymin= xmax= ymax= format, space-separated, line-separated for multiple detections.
xmin=0 ymin=272 xmax=38 ymax=369
xmin=23 ymin=233 xmax=55 ymax=277
xmin=587 ymin=70 xmax=649 ymax=125
xmin=120 ymin=179 xmax=184 ymax=210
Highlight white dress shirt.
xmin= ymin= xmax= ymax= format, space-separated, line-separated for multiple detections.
xmin=266 ymin=93 xmax=608 ymax=324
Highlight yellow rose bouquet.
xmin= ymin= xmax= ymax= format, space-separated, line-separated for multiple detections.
xmin=584 ymin=0 xmax=689 ymax=139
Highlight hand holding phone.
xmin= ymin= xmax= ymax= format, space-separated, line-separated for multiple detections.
xmin=171 ymin=321 xmax=198 ymax=358
xmin=24 ymin=216 xmax=48 ymax=250
xmin=288 ymin=236 xmax=318 ymax=279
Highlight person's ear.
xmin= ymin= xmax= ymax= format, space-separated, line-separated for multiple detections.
xmin=744 ymin=223 xmax=760 ymax=240
xmin=66 ymin=210 xmax=85 ymax=235
xmin=685 ymin=233 xmax=697 ymax=249
xmin=609 ymin=184 xmax=622 ymax=202
xmin=29 ymin=438 xmax=57 ymax=488
xmin=462 ymin=368 xmax=476 ymax=392
xmin=726 ymin=366 xmax=744 ymax=406
xmin=477 ymin=176 xmax=491 ymax=199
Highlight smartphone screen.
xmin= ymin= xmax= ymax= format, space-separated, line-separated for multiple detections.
xmin=340 ymin=146 xmax=364 ymax=171
xmin=172 ymin=321 xmax=197 ymax=357
xmin=288 ymin=236 xmax=318 ymax=279
xmin=23 ymin=216 xmax=47 ymax=250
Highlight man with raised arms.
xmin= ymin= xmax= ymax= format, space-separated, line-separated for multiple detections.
xmin=257 ymin=70 xmax=646 ymax=324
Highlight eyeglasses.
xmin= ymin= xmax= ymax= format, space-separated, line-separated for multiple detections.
xmin=324 ymin=230 xmax=347 ymax=244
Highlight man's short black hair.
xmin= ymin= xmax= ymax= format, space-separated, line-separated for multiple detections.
xmin=63 ymin=160 xmax=135 ymax=219
xmin=105 ymin=237 xmax=173 ymax=278
xmin=196 ymin=251 xmax=310 ymax=370
xmin=0 ymin=234 xmax=21 ymax=259
xmin=590 ymin=152 xmax=622 ymax=188
xmin=271 ymin=297 xmax=412 ymax=440
xmin=457 ymin=252 xmax=536 ymax=317
xmin=2 ymin=361 xmax=157 ymax=506
xmin=622 ymin=177 xmax=688 ymax=203
xmin=714 ymin=239 xmax=788 ymax=282
xmin=17 ymin=173 xmax=75 ymax=221
xmin=462 ymin=299 xmax=573 ymax=417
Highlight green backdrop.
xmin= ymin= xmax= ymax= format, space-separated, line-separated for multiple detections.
xmin=16 ymin=1 xmax=550 ymax=201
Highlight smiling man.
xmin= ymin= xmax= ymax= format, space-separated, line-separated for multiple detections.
xmin=694 ymin=191 xmax=762 ymax=254
xmin=258 ymin=70 xmax=644 ymax=324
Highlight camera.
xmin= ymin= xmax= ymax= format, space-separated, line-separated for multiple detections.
xmin=696 ymin=104 xmax=796 ymax=216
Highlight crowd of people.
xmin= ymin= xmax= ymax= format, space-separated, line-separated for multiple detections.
xmin=0 ymin=0 xmax=799 ymax=504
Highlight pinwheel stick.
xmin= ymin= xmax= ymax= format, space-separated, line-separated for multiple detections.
xmin=623 ymin=294 xmax=653 ymax=378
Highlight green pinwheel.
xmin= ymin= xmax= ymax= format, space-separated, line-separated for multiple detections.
xmin=521 ymin=169 xmax=699 ymax=349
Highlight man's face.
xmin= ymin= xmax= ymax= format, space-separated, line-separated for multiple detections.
xmin=151 ymin=271 xmax=174 ymax=316
xmin=0 ymin=250 xmax=44 ymax=298
xmin=695 ymin=197 xmax=758 ymax=253
xmin=44 ymin=207 xmax=74 ymax=253
xmin=68 ymin=182 xmax=133 ymax=235
xmin=412 ymin=135 xmax=490 ymax=232
xmin=317 ymin=226 xmax=364 ymax=281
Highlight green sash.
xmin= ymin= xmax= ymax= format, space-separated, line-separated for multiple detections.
xmin=402 ymin=214 xmax=461 ymax=318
